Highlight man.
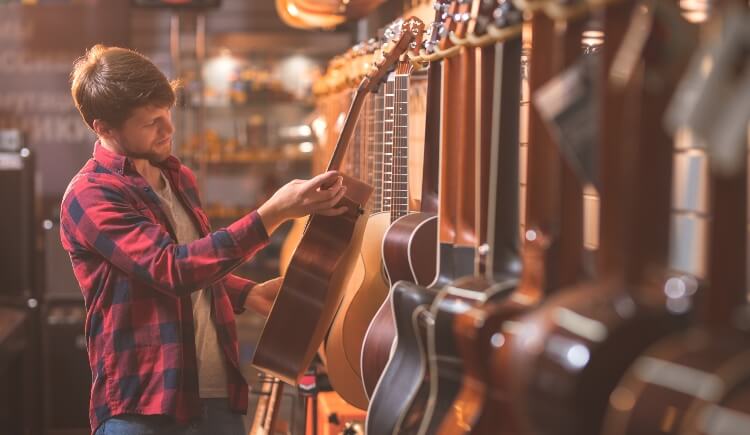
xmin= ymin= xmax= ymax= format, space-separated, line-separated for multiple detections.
xmin=60 ymin=45 xmax=346 ymax=435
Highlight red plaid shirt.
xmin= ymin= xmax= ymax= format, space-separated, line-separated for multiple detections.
xmin=60 ymin=142 xmax=269 ymax=432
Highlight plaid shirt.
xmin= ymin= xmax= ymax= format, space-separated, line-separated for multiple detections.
xmin=60 ymin=142 xmax=269 ymax=432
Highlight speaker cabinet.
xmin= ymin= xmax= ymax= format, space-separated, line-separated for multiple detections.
xmin=42 ymin=299 xmax=90 ymax=431
xmin=0 ymin=148 xmax=38 ymax=303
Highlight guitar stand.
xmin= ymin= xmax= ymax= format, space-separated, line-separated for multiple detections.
xmin=298 ymin=371 xmax=318 ymax=435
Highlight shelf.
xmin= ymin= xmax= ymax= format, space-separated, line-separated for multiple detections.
xmin=181 ymin=100 xmax=314 ymax=113
xmin=182 ymin=149 xmax=313 ymax=165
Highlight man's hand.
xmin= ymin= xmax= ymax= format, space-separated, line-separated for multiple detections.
xmin=257 ymin=171 xmax=348 ymax=235
xmin=245 ymin=277 xmax=283 ymax=317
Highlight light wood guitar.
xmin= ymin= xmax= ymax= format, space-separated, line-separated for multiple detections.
xmin=252 ymin=18 xmax=424 ymax=385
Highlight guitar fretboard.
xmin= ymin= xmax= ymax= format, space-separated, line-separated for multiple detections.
xmin=372 ymin=84 xmax=386 ymax=213
xmin=392 ymin=70 xmax=410 ymax=223
xmin=382 ymin=74 xmax=396 ymax=213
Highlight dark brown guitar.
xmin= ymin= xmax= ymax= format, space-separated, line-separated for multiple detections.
xmin=364 ymin=3 xmax=465 ymax=434
xmin=503 ymin=3 xmax=698 ymax=435
xmin=602 ymin=6 xmax=750 ymax=433
xmin=252 ymin=18 xmax=424 ymax=385
xmin=367 ymin=0 xmax=524 ymax=433
xmin=431 ymin=3 xmax=588 ymax=434
xmin=418 ymin=0 xmax=526 ymax=433
xmin=360 ymin=0 xmax=452 ymax=399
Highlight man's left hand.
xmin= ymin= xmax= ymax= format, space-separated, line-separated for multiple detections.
xmin=245 ymin=277 xmax=283 ymax=317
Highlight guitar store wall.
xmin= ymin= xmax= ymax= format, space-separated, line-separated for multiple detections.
xmin=292 ymin=2 xmax=750 ymax=435
xmin=1 ymin=1 xmax=748 ymax=435
xmin=0 ymin=0 xmax=358 ymax=434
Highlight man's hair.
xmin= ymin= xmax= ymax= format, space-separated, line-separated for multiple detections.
xmin=70 ymin=44 xmax=179 ymax=130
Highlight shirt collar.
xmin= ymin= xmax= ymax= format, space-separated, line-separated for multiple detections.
xmin=93 ymin=140 xmax=182 ymax=174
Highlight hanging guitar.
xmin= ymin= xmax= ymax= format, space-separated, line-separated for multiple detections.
xmin=366 ymin=0 xmax=508 ymax=432
xmin=325 ymin=20 xmax=425 ymax=409
xmin=252 ymin=16 xmax=425 ymax=385
xmin=507 ymin=3 xmax=697 ymax=435
xmin=602 ymin=7 xmax=750 ymax=434
xmin=360 ymin=0 xmax=453 ymax=402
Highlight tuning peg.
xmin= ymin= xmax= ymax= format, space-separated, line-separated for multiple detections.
xmin=438 ymin=24 xmax=449 ymax=39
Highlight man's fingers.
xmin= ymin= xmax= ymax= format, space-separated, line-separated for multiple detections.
xmin=317 ymin=186 xmax=347 ymax=211
xmin=306 ymin=182 xmax=344 ymax=203
xmin=317 ymin=206 xmax=349 ymax=216
xmin=302 ymin=171 xmax=341 ymax=194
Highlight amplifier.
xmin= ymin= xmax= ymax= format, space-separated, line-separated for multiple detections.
xmin=42 ymin=299 xmax=90 ymax=431
xmin=0 ymin=148 xmax=38 ymax=303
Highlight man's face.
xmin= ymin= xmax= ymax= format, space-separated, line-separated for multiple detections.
xmin=108 ymin=105 xmax=174 ymax=162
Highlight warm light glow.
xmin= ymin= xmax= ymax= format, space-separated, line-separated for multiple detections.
xmin=680 ymin=0 xmax=710 ymax=23
xmin=287 ymin=2 xmax=299 ymax=17
xmin=299 ymin=141 xmax=314 ymax=153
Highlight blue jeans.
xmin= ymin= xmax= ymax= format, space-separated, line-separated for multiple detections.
xmin=94 ymin=399 xmax=245 ymax=435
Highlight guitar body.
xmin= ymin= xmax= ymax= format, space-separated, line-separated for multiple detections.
xmin=417 ymin=276 xmax=516 ymax=435
xmin=365 ymin=280 xmax=437 ymax=435
xmin=508 ymin=278 xmax=687 ymax=435
xmin=279 ymin=217 xmax=306 ymax=275
xmin=360 ymin=211 xmax=438 ymax=396
xmin=325 ymin=210 xmax=391 ymax=409
xmin=253 ymin=174 xmax=373 ymax=384
xmin=437 ymin=292 xmax=529 ymax=435
xmin=602 ymin=327 xmax=750 ymax=435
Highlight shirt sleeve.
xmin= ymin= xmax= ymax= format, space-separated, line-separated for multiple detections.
xmin=221 ymin=274 xmax=256 ymax=314
xmin=60 ymin=180 xmax=269 ymax=298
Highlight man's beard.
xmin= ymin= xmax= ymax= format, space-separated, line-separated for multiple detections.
xmin=118 ymin=138 xmax=170 ymax=163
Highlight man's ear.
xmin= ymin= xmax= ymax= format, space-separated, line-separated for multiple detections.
xmin=92 ymin=119 xmax=114 ymax=140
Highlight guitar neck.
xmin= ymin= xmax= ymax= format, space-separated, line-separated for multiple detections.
xmin=371 ymin=84 xmax=386 ymax=213
xmin=382 ymin=73 xmax=396 ymax=213
xmin=419 ymin=62 xmax=442 ymax=215
xmin=391 ymin=65 xmax=411 ymax=223
xmin=326 ymin=86 xmax=373 ymax=173
xmin=523 ymin=11 xmax=583 ymax=292
xmin=484 ymin=35 xmax=523 ymax=280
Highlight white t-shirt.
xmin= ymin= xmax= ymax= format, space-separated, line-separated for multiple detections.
xmin=153 ymin=171 xmax=229 ymax=398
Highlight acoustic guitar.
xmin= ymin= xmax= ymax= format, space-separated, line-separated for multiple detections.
xmin=359 ymin=3 xmax=450 ymax=399
xmin=505 ymin=3 xmax=698 ymax=435
xmin=430 ymin=3 xmax=589 ymax=434
xmin=365 ymin=0 xmax=521 ymax=432
xmin=364 ymin=2 xmax=464 ymax=433
xmin=601 ymin=6 xmax=750 ymax=433
xmin=280 ymin=77 xmax=354 ymax=275
xmin=252 ymin=17 xmax=424 ymax=385
xmin=325 ymin=20 xmax=425 ymax=409
xmin=416 ymin=0 xmax=526 ymax=433
xmin=433 ymin=0 xmax=526 ymax=432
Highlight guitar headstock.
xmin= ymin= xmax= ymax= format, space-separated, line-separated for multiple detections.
xmin=452 ymin=0 xmax=474 ymax=40
xmin=365 ymin=17 xmax=425 ymax=91
xmin=423 ymin=0 xmax=452 ymax=55
xmin=468 ymin=0 xmax=495 ymax=37
xmin=470 ymin=0 xmax=522 ymax=37
xmin=438 ymin=0 xmax=461 ymax=51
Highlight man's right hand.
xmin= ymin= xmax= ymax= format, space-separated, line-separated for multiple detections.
xmin=257 ymin=171 xmax=348 ymax=235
